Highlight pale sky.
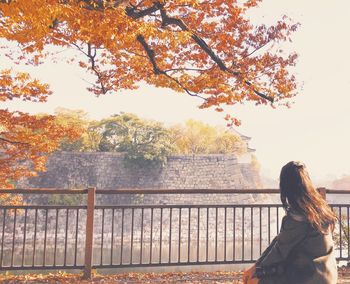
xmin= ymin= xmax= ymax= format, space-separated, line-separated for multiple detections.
xmin=2 ymin=0 xmax=350 ymax=184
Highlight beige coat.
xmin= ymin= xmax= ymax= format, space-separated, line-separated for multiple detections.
xmin=255 ymin=212 xmax=338 ymax=284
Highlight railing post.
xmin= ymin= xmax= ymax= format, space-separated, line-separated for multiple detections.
xmin=318 ymin=187 xmax=327 ymax=200
xmin=83 ymin=187 xmax=96 ymax=279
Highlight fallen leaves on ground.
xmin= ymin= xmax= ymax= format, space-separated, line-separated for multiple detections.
xmin=2 ymin=267 xmax=350 ymax=283
xmin=0 ymin=270 xmax=243 ymax=283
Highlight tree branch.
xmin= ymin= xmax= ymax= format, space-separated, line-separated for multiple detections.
xmin=126 ymin=2 xmax=274 ymax=103
xmin=163 ymin=66 xmax=215 ymax=73
xmin=125 ymin=2 xmax=160 ymax=19
xmin=136 ymin=35 xmax=205 ymax=100
xmin=0 ymin=136 xmax=29 ymax=145
xmin=242 ymin=40 xmax=272 ymax=59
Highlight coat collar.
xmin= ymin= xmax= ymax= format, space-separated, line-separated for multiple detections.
xmin=288 ymin=209 xmax=308 ymax=222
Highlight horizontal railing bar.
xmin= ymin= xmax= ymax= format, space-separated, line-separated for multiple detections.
xmin=96 ymin=189 xmax=280 ymax=194
xmin=0 ymin=189 xmax=88 ymax=194
xmin=97 ymin=188 xmax=350 ymax=194
xmin=95 ymin=204 xmax=284 ymax=209
xmin=0 ymin=203 xmax=348 ymax=210
xmin=0 ymin=265 xmax=85 ymax=271
xmin=94 ymin=256 xmax=350 ymax=268
xmin=2 ymin=188 xmax=280 ymax=195
xmin=0 ymin=205 xmax=86 ymax=209
xmin=326 ymin=189 xmax=350 ymax=194
xmin=2 ymin=255 xmax=347 ymax=271
xmin=93 ymin=260 xmax=256 ymax=269
xmin=336 ymin=257 xmax=350 ymax=261
xmin=1 ymin=188 xmax=350 ymax=195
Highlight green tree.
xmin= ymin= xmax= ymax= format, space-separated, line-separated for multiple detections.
xmin=97 ymin=113 xmax=173 ymax=166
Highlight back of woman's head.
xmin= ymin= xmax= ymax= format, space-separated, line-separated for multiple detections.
xmin=279 ymin=161 xmax=336 ymax=233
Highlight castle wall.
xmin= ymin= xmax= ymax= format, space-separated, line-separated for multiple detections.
xmin=18 ymin=152 xmax=261 ymax=190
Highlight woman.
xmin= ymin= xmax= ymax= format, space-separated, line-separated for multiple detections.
xmin=253 ymin=161 xmax=338 ymax=284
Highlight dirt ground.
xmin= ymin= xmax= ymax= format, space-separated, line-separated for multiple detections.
xmin=1 ymin=268 xmax=350 ymax=283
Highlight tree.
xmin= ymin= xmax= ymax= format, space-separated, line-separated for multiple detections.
xmin=51 ymin=108 xmax=105 ymax=152
xmin=0 ymin=71 xmax=79 ymax=203
xmin=169 ymin=119 xmax=246 ymax=155
xmin=53 ymin=108 xmax=91 ymax=151
xmin=83 ymin=120 xmax=104 ymax=151
xmin=0 ymin=0 xmax=299 ymax=192
xmin=97 ymin=113 xmax=173 ymax=165
xmin=1 ymin=0 xmax=298 ymax=125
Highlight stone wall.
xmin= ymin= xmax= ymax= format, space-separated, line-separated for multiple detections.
xmin=18 ymin=152 xmax=261 ymax=190
xmin=18 ymin=151 xmax=265 ymax=205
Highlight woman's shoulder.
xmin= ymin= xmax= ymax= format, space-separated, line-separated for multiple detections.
xmin=281 ymin=211 xmax=309 ymax=231
xmin=287 ymin=209 xmax=308 ymax=222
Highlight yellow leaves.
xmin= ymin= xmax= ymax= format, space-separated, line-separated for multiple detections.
xmin=169 ymin=119 xmax=245 ymax=155
xmin=0 ymin=193 xmax=23 ymax=206
xmin=33 ymin=155 xmax=48 ymax=171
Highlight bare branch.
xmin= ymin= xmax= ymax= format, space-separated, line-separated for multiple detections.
xmin=125 ymin=2 xmax=160 ymax=19
xmin=163 ymin=66 xmax=215 ymax=73
xmin=127 ymin=50 xmax=148 ymax=58
xmin=136 ymin=35 xmax=205 ymax=100
xmin=71 ymin=42 xmax=108 ymax=94
xmin=242 ymin=40 xmax=272 ymax=59
xmin=0 ymin=136 xmax=29 ymax=145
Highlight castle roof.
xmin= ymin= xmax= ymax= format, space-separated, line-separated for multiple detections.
xmin=229 ymin=127 xmax=251 ymax=141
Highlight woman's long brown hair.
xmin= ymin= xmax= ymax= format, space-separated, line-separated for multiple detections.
xmin=280 ymin=161 xmax=337 ymax=233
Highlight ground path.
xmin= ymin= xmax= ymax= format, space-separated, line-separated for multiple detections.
xmin=1 ymin=268 xmax=350 ymax=283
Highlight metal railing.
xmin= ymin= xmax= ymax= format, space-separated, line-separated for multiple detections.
xmin=0 ymin=188 xmax=348 ymax=279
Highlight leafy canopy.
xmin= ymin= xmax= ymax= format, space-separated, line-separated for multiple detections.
xmin=97 ymin=113 xmax=173 ymax=166
xmin=0 ymin=73 xmax=79 ymax=200
xmin=1 ymin=0 xmax=298 ymax=123
xmin=170 ymin=119 xmax=247 ymax=155
xmin=57 ymin=112 xmax=248 ymax=161
xmin=53 ymin=108 xmax=91 ymax=151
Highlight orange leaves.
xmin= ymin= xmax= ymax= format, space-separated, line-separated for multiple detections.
xmin=224 ymin=114 xmax=241 ymax=127
xmin=0 ymin=70 xmax=57 ymax=191
xmin=0 ymin=0 xmax=298 ymax=108
xmin=0 ymin=71 xmax=80 ymax=191
xmin=0 ymin=70 xmax=51 ymax=102
xmin=0 ymin=110 xmax=79 ymax=188
xmin=0 ymin=270 xmax=243 ymax=283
